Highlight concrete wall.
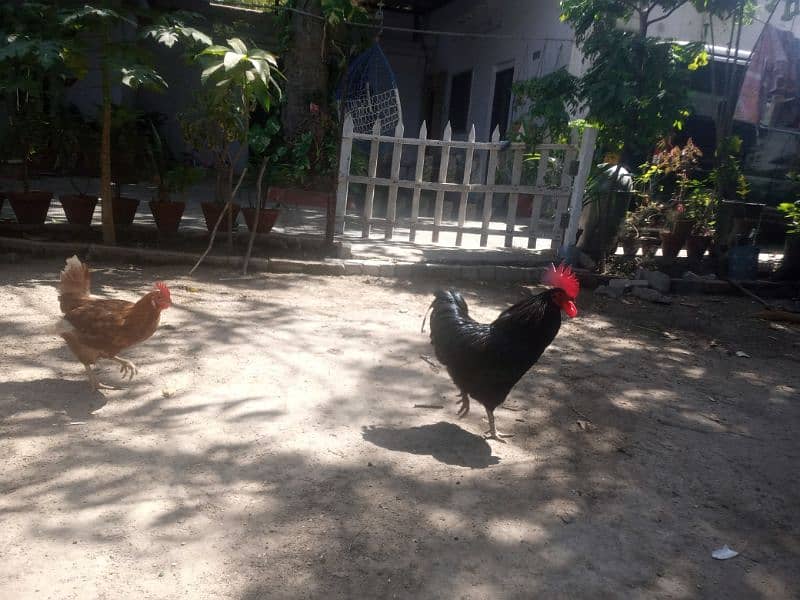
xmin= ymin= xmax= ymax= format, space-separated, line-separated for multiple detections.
xmin=643 ymin=3 xmax=800 ymax=51
xmin=422 ymin=0 xmax=576 ymax=140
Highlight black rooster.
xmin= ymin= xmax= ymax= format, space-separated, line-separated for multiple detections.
xmin=424 ymin=263 xmax=579 ymax=441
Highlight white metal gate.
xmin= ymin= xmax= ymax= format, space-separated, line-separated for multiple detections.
xmin=335 ymin=114 xmax=597 ymax=251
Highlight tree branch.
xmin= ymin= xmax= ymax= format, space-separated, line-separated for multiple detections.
xmin=646 ymin=0 xmax=689 ymax=27
xmin=189 ymin=167 xmax=248 ymax=276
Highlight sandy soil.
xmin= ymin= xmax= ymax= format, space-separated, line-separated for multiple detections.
xmin=1 ymin=256 xmax=799 ymax=599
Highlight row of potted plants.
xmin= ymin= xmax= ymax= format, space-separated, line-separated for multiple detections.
xmin=0 ymin=187 xmax=282 ymax=236
xmin=617 ymin=138 xmax=720 ymax=260
xmin=0 ymin=4 xmax=311 ymax=244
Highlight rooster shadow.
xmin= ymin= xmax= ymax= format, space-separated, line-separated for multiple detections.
xmin=362 ymin=422 xmax=500 ymax=468
xmin=1 ymin=379 xmax=108 ymax=420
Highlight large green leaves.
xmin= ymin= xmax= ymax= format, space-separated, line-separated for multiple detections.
xmin=198 ymin=37 xmax=282 ymax=112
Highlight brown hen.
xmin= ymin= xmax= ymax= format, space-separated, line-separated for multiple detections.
xmin=55 ymin=256 xmax=172 ymax=390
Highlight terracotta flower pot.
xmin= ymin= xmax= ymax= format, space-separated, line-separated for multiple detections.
xmin=268 ymin=186 xmax=333 ymax=208
xmin=686 ymin=234 xmax=712 ymax=260
xmin=111 ymin=196 xmax=140 ymax=226
xmin=640 ymin=237 xmax=659 ymax=259
xmin=672 ymin=218 xmax=694 ymax=246
xmin=7 ymin=190 xmax=53 ymax=225
xmin=242 ymin=207 xmax=280 ymax=234
xmin=60 ymin=194 xmax=98 ymax=226
xmin=621 ymin=238 xmax=638 ymax=257
xmin=149 ymin=201 xmax=186 ymax=234
xmin=201 ymin=202 xmax=240 ymax=232
xmin=777 ymin=233 xmax=800 ymax=280
xmin=659 ymin=230 xmax=683 ymax=259
xmin=516 ymin=194 xmax=533 ymax=218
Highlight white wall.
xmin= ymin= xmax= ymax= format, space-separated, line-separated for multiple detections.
xmin=423 ymin=0 xmax=576 ymax=140
xmin=644 ymin=2 xmax=800 ymax=50
xmin=378 ymin=12 xmax=429 ymax=137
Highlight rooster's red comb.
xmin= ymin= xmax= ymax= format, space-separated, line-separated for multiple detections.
xmin=155 ymin=281 xmax=171 ymax=300
xmin=542 ymin=263 xmax=579 ymax=299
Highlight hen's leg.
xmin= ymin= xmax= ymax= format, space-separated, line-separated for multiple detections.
xmin=483 ymin=407 xmax=513 ymax=442
xmin=456 ymin=392 xmax=470 ymax=418
xmin=84 ymin=364 xmax=114 ymax=391
xmin=110 ymin=357 xmax=138 ymax=380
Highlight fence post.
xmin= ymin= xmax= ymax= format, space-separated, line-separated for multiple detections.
xmin=504 ymin=125 xmax=525 ymax=248
xmin=362 ymin=118 xmax=382 ymax=239
xmin=409 ymin=121 xmax=427 ymax=242
xmin=548 ymin=129 xmax=580 ymax=250
xmin=561 ymin=126 xmax=598 ymax=257
xmin=527 ymin=145 xmax=550 ymax=249
xmin=385 ymin=121 xmax=404 ymax=240
xmin=480 ymin=125 xmax=501 ymax=247
xmin=455 ymin=124 xmax=476 ymax=246
xmin=432 ymin=121 xmax=452 ymax=243
xmin=334 ymin=114 xmax=354 ymax=235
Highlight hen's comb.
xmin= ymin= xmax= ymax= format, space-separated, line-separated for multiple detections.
xmin=155 ymin=281 xmax=171 ymax=301
xmin=541 ymin=263 xmax=579 ymax=299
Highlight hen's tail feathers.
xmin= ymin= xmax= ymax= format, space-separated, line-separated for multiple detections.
xmin=59 ymin=255 xmax=91 ymax=314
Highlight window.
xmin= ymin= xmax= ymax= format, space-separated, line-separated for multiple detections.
xmin=490 ymin=67 xmax=515 ymax=138
xmin=448 ymin=70 xmax=472 ymax=133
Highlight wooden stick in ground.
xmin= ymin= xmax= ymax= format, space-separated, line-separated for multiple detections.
xmin=189 ymin=168 xmax=248 ymax=276
xmin=725 ymin=278 xmax=774 ymax=310
xmin=242 ymin=157 xmax=269 ymax=275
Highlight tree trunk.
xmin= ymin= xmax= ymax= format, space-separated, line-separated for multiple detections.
xmin=100 ymin=37 xmax=115 ymax=245
xmin=281 ymin=0 xmax=328 ymax=138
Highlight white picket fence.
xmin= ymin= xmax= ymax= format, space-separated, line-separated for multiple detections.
xmin=334 ymin=114 xmax=597 ymax=250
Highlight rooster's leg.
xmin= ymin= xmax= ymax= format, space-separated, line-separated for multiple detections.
xmin=483 ymin=408 xmax=513 ymax=442
xmin=84 ymin=364 xmax=114 ymax=391
xmin=110 ymin=357 xmax=138 ymax=380
xmin=456 ymin=392 xmax=470 ymax=418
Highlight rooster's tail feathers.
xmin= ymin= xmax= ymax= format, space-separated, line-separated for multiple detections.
xmin=422 ymin=290 xmax=469 ymax=333
xmin=58 ymin=255 xmax=90 ymax=313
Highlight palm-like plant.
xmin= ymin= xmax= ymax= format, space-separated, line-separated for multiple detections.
xmin=184 ymin=37 xmax=283 ymax=264
xmin=0 ymin=2 xmax=71 ymax=192
xmin=59 ymin=4 xmax=210 ymax=244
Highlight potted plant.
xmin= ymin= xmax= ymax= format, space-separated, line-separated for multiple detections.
xmin=658 ymin=201 xmax=689 ymax=258
xmin=53 ymin=107 xmax=99 ymax=226
xmin=265 ymin=102 xmax=334 ymax=201
xmin=777 ymin=196 xmax=800 ymax=280
xmin=0 ymin=3 xmax=63 ymax=225
xmin=241 ymin=117 xmax=283 ymax=235
xmin=624 ymin=194 xmax=665 ymax=259
xmin=60 ymin=183 xmax=98 ymax=227
xmin=684 ymin=185 xmax=716 ymax=260
xmin=183 ymin=37 xmax=282 ymax=241
xmin=618 ymin=214 xmax=639 ymax=257
xmin=150 ymin=165 xmax=202 ymax=234
xmin=639 ymin=138 xmax=703 ymax=258
xmin=146 ymin=121 xmax=201 ymax=234
xmin=61 ymin=5 xmax=211 ymax=243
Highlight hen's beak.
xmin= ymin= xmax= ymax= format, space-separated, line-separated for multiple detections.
xmin=563 ymin=300 xmax=578 ymax=318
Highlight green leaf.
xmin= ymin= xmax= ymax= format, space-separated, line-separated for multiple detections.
xmin=223 ymin=51 xmax=243 ymax=70
xmin=200 ymin=45 xmax=230 ymax=57
xmin=119 ymin=66 xmax=167 ymax=90
xmin=227 ymin=38 xmax=248 ymax=55
xmin=201 ymin=62 xmax=224 ymax=83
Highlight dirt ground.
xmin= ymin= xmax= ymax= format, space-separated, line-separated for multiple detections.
xmin=1 ymin=257 xmax=799 ymax=600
